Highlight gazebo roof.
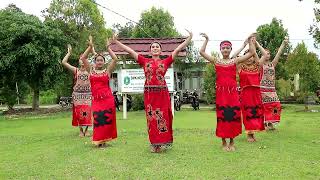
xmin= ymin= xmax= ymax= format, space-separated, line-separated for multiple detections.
xmin=109 ymin=37 xmax=187 ymax=57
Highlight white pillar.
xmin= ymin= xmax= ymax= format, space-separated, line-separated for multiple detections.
xmin=171 ymin=93 xmax=174 ymax=117
xmin=123 ymin=94 xmax=127 ymax=119
xmin=16 ymin=82 xmax=20 ymax=105
xmin=294 ymin=74 xmax=300 ymax=91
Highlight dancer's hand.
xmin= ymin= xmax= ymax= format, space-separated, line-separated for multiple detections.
xmin=112 ymin=33 xmax=118 ymax=42
xmin=185 ymin=29 xmax=193 ymax=37
xmin=87 ymin=35 xmax=93 ymax=47
xmin=283 ymin=36 xmax=289 ymax=44
xmin=67 ymin=44 xmax=72 ymax=54
xmin=200 ymin=33 xmax=209 ymax=40
xmin=106 ymin=37 xmax=112 ymax=48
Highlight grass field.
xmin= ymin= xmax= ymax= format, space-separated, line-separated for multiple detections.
xmin=0 ymin=105 xmax=319 ymax=179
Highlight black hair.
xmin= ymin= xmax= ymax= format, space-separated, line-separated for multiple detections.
xmin=94 ymin=54 xmax=105 ymax=62
xmin=150 ymin=41 xmax=162 ymax=50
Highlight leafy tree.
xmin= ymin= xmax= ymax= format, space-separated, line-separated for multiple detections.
xmin=286 ymin=42 xmax=320 ymax=94
xmin=42 ymin=0 xmax=112 ymax=97
xmin=132 ymin=7 xmax=179 ymax=38
xmin=113 ymin=22 xmax=135 ymax=38
xmin=256 ymin=18 xmax=290 ymax=80
xmin=0 ymin=6 xmax=66 ymax=109
xmin=203 ymin=51 xmax=219 ymax=104
xmin=309 ymin=0 xmax=320 ymax=48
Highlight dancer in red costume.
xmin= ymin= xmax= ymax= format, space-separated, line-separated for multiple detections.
xmin=255 ymin=37 xmax=289 ymax=130
xmin=235 ymin=38 xmax=267 ymax=142
xmin=81 ymin=35 xmax=118 ymax=147
xmin=200 ymin=33 xmax=255 ymax=151
xmin=114 ymin=30 xmax=192 ymax=153
xmin=62 ymin=45 xmax=92 ymax=137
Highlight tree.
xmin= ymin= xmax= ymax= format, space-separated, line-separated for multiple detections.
xmin=0 ymin=6 xmax=66 ymax=109
xmin=309 ymin=0 xmax=320 ymax=48
xmin=43 ymin=0 xmax=112 ymax=52
xmin=113 ymin=22 xmax=135 ymax=38
xmin=203 ymin=51 xmax=219 ymax=104
xmin=0 ymin=75 xmax=19 ymax=110
xmin=286 ymin=42 xmax=320 ymax=94
xmin=256 ymin=18 xmax=290 ymax=80
xmin=132 ymin=7 xmax=179 ymax=38
xmin=42 ymin=0 xmax=112 ymax=97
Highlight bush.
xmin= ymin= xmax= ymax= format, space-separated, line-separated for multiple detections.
xmin=295 ymin=91 xmax=317 ymax=104
xmin=276 ymin=79 xmax=292 ymax=101
xmin=26 ymin=89 xmax=57 ymax=105
xmin=131 ymin=94 xmax=144 ymax=111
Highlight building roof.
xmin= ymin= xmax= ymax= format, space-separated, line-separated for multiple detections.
xmin=109 ymin=37 xmax=187 ymax=57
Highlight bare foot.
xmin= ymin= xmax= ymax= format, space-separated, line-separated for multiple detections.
xmin=228 ymin=145 xmax=236 ymax=151
xmin=222 ymin=145 xmax=230 ymax=152
xmin=151 ymin=145 xmax=161 ymax=153
xmin=247 ymin=134 xmax=256 ymax=143
xmin=84 ymin=131 xmax=91 ymax=137
xmin=79 ymin=132 xmax=85 ymax=137
xmin=96 ymin=143 xmax=107 ymax=149
xmin=229 ymin=139 xmax=236 ymax=152
xmin=267 ymin=123 xmax=276 ymax=131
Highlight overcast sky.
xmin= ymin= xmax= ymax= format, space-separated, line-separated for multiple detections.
xmin=1 ymin=0 xmax=318 ymax=56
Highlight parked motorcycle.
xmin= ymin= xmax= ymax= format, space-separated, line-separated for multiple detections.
xmin=174 ymin=91 xmax=182 ymax=111
xmin=190 ymin=90 xmax=199 ymax=110
xmin=59 ymin=97 xmax=72 ymax=108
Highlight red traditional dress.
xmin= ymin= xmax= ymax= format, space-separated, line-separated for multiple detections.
xmin=137 ymin=54 xmax=173 ymax=146
xmin=215 ymin=62 xmax=242 ymax=138
xmin=260 ymin=63 xmax=281 ymax=123
xmin=90 ymin=69 xmax=117 ymax=145
xmin=72 ymin=69 xmax=92 ymax=127
xmin=239 ymin=63 xmax=265 ymax=133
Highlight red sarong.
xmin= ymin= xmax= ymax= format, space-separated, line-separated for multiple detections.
xmin=240 ymin=87 xmax=265 ymax=132
xmin=71 ymin=69 xmax=92 ymax=127
xmin=215 ymin=63 xmax=242 ymax=138
xmin=90 ymin=70 xmax=117 ymax=145
xmin=138 ymin=54 xmax=173 ymax=146
xmin=239 ymin=65 xmax=265 ymax=133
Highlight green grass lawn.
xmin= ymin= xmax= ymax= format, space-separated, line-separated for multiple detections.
xmin=0 ymin=104 xmax=319 ymax=179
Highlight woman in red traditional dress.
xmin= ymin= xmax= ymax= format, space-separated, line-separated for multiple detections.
xmin=62 ymin=44 xmax=92 ymax=137
xmin=256 ymin=37 xmax=288 ymax=130
xmin=236 ymin=43 xmax=267 ymax=142
xmin=114 ymin=30 xmax=192 ymax=153
xmin=200 ymin=33 xmax=255 ymax=151
xmin=81 ymin=35 xmax=118 ymax=147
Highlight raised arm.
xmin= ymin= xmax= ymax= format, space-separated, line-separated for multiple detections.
xmin=199 ymin=33 xmax=216 ymax=63
xmin=255 ymin=40 xmax=268 ymax=57
xmin=80 ymin=35 xmax=93 ymax=72
xmin=255 ymin=40 xmax=268 ymax=65
xmin=92 ymin=46 xmax=98 ymax=56
xmin=172 ymin=29 xmax=193 ymax=59
xmin=235 ymin=33 xmax=256 ymax=64
xmin=106 ymin=35 xmax=118 ymax=76
xmin=272 ymin=36 xmax=289 ymax=67
xmin=114 ymin=35 xmax=138 ymax=60
xmin=231 ymin=39 xmax=248 ymax=58
xmin=61 ymin=44 xmax=76 ymax=74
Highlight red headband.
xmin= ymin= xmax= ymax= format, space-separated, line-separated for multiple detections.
xmin=220 ymin=42 xmax=232 ymax=48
